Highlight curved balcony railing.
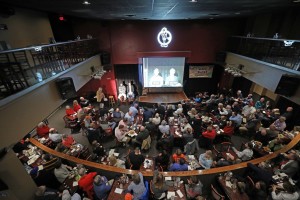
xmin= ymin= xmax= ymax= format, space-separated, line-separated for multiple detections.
xmin=0 ymin=39 xmax=100 ymax=100
xmin=29 ymin=133 xmax=300 ymax=177
xmin=227 ymin=36 xmax=300 ymax=71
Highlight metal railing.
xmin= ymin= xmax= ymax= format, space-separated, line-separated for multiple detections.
xmin=227 ymin=36 xmax=300 ymax=71
xmin=0 ymin=39 xmax=100 ymax=99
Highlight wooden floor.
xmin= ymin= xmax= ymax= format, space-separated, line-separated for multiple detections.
xmin=138 ymin=91 xmax=188 ymax=103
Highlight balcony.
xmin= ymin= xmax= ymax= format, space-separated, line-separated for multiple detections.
xmin=227 ymin=36 xmax=300 ymax=71
xmin=0 ymin=39 xmax=100 ymax=100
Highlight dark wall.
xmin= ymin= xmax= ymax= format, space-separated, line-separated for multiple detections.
xmin=49 ymin=13 xmax=75 ymax=42
xmin=72 ymin=19 xmax=245 ymax=64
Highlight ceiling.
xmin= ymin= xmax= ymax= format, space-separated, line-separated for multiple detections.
xmin=1 ymin=0 xmax=300 ymax=20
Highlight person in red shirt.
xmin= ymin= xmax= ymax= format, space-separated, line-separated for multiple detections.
xmin=202 ymin=126 xmax=217 ymax=140
xmin=36 ymin=122 xmax=50 ymax=137
xmin=62 ymin=134 xmax=75 ymax=148
xmin=222 ymin=121 xmax=234 ymax=137
xmin=172 ymin=149 xmax=186 ymax=163
xmin=200 ymin=125 xmax=217 ymax=149
xmin=65 ymin=105 xmax=76 ymax=116
xmin=73 ymin=100 xmax=82 ymax=113
xmin=78 ymin=168 xmax=97 ymax=199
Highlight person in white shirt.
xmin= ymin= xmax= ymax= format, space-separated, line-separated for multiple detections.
xmin=173 ymin=104 xmax=183 ymax=117
xmin=48 ymin=128 xmax=62 ymax=143
xmin=152 ymin=113 xmax=161 ymax=125
xmin=271 ymin=181 xmax=299 ymax=200
xmin=232 ymin=142 xmax=253 ymax=161
xmin=115 ymin=124 xmax=130 ymax=144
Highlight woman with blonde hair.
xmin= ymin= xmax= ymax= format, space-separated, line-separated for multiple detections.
xmin=73 ymin=100 xmax=81 ymax=112
xmin=188 ymin=107 xmax=198 ymax=119
xmin=108 ymin=155 xmax=125 ymax=168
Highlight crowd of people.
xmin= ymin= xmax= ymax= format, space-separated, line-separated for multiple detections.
xmin=14 ymin=88 xmax=300 ymax=200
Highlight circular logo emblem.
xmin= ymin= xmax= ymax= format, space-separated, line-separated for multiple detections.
xmin=157 ymin=27 xmax=172 ymax=48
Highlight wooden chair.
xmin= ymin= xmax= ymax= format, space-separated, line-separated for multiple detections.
xmin=211 ymin=184 xmax=225 ymax=200
xmin=108 ymin=95 xmax=115 ymax=107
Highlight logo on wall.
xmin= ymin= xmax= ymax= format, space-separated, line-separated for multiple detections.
xmin=157 ymin=27 xmax=172 ymax=48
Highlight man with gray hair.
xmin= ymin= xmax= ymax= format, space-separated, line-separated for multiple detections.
xmin=93 ymin=174 xmax=111 ymax=200
xmin=158 ymin=120 xmax=170 ymax=139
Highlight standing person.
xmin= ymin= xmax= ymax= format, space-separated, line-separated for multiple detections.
xmin=95 ymin=87 xmax=106 ymax=108
xmin=151 ymin=170 xmax=168 ymax=199
xmin=127 ymin=172 xmax=146 ymax=200
xmin=149 ymin=68 xmax=163 ymax=87
xmin=127 ymin=147 xmax=145 ymax=170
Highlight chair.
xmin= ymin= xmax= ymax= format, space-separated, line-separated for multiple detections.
xmin=211 ymin=184 xmax=225 ymax=200
xmin=246 ymin=176 xmax=255 ymax=192
xmin=108 ymin=95 xmax=115 ymax=107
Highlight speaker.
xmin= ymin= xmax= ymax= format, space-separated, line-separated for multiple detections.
xmin=275 ymin=75 xmax=300 ymax=97
xmin=55 ymin=77 xmax=77 ymax=100
xmin=101 ymin=52 xmax=111 ymax=65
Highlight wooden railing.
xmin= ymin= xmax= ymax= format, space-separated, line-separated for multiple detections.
xmin=29 ymin=133 xmax=300 ymax=177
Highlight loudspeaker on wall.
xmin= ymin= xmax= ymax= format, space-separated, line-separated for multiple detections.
xmin=55 ymin=77 xmax=77 ymax=100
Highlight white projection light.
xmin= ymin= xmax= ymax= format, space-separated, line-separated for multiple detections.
xmin=157 ymin=27 xmax=172 ymax=48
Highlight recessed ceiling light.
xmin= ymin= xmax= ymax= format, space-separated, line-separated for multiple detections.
xmin=189 ymin=0 xmax=198 ymax=2
xmin=235 ymin=12 xmax=240 ymax=15
xmin=293 ymin=0 xmax=300 ymax=2
xmin=210 ymin=17 xmax=214 ymax=20
xmin=82 ymin=1 xmax=91 ymax=5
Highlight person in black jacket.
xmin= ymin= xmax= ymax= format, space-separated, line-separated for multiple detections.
xmin=127 ymin=147 xmax=145 ymax=170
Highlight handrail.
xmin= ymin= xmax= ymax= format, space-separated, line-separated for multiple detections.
xmin=0 ymin=39 xmax=96 ymax=54
xmin=29 ymin=133 xmax=300 ymax=177
xmin=230 ymin=36 xmax=300 ymax=43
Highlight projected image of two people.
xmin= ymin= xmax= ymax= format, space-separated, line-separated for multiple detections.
xmin=149 ymin=68 xmax=182 ymax=87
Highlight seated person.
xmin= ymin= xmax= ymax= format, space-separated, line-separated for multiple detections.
xmin=173 ymin=104 xmax=183 ymax=117
xmin=41 ymin=154 xmax=59 ymax=171
xmin=187 ymin=108 xmax=198 ymax=119
xmin=232 ymin=142 xmax=253 ymax=161
xmin=65 ymin=105 xmax=77 ymax=117
xmin=108 ymin=155 xmax=125 ymax=168
xmin=277 ymin=151 xmax=299 ymax=178
xmin=152 ymin=113 xmax=161 ymax=125
xmin=91 ymin=140 xmax=106 ymax=158
xmin=156 ymin=132 xmax=174 ymax=152
xmin=201 ymin=125 xmax=217 ymax=140
xmin=111 ymin=107 xmax=124 ymax=122
xmin=185 ymin=176 xmax=203 ymax=199
xmin=36 ymin=122 xmax=50 ymax=138
xmin=143 ymin=107 xmax=153 ymax=123
xmin=48 ymin=128 xmax=62 ymax=143
xmin=246 ymin=162 xmax=273 ymax=186
xmin=61 ymin=190 xmax=81 ymax=200
xmin=253 ymin=128 xmax=270 ymax=146
xmin=61 ymin=134 xmax=75 ymax=148
xmin=198 ymin=150 xmax=213 ymax=169
xmin=124 ymin=111 xmax=135 ymax=124
xmin=132 ymin=126 xmax=149 ymax=147
xmin=87 ymin=122 xmax=103 ymax=144
xmin=127 ymin=147 xmax=145 ymax=170
xmin=115 ymin=124 xmax=130 ymax=145
xmin=151 ymin=170 xmax=168 ymax=199
xmin=13 ymin=134 xmax=30 ymax=153
xmin=146 ymin=118 xmax=157 ymax=133
xmin=180 ymin=118 xmax=193 ymax=135
xmin=34 ymin=186 xmax=60 ymax=200
xmin=73 ymin=100 xmax=82 ymax=113
xmin=158 ymin=120 xmax=170 ymax=139
xmin=79 ymin=96 xmax=89 ymax=107
xmin=172 ymin=149 xmax=186 ymax=163
xmin=54 ymin=159 xmax=72 ymax=183
xmin=78 ymin=168 xmax=97 ymax=199
xmin=271 ymin=181 xmax=299 ymax=200
xmin=127 ymin=172 xmax=146 ymax=200
xmin=247 ymin=180 xmax=267 ymax=200
xmin=93 ymin=174 xmax=112 ymax=200
xmin=169 ymin=158 xmax=188 ymax=171
xmin=155 ymin=150 xmax=170 ymax=170
xmin=118 ymin=117 xmax=129 ymax=128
